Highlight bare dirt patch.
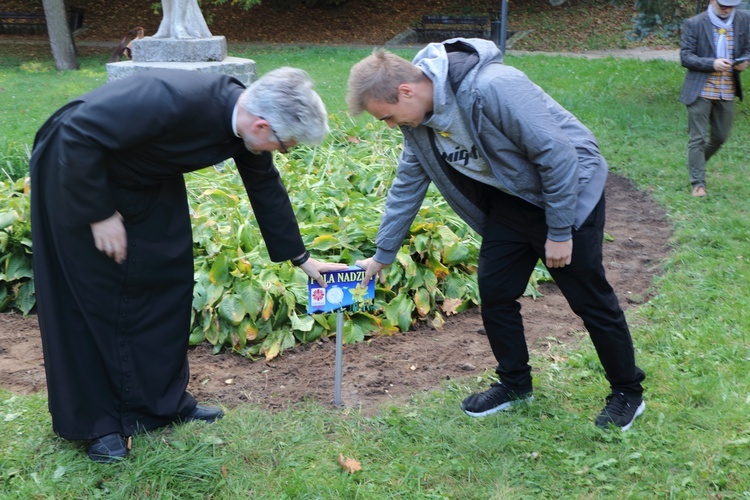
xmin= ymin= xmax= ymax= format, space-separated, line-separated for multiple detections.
xmin=0 ymin=174 xmax=671 ymax=415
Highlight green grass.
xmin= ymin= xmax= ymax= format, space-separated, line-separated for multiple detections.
xmin=2 ymin=44 xmax=750 ymax=497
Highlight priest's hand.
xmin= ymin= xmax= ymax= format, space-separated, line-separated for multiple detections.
xmin=299 ymin=258 xmax=348 ymax=288
xmin=91 ymin=212 xmax=127 ymax=264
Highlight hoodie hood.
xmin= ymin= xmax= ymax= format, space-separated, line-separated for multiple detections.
xmin=413 ymin=38 xmax=504 ymax=131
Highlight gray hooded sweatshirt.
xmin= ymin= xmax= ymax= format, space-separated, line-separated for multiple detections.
xmin=373 ymin=38 xmax=608 ymax=265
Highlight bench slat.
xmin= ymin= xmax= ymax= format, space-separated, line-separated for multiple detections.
xmin=420 ymin=15 xmax=488 ymax=26
xmin=0 ymin=12 xmax=46 ymax=20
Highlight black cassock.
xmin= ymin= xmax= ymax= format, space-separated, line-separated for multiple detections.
xmin=30 ymin=70 xmax=305 ymax=440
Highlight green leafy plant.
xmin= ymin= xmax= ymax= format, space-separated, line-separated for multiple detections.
xmin=182 ymin=114 xmax=550 ymax=359
xmin=0 ymin=115 xmax=550 ymax=359
xmin=0 ymin=177 xmax=33 ymax=314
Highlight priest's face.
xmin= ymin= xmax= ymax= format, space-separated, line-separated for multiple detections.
xmin=237 ymin=117 xmax=296 ymax=154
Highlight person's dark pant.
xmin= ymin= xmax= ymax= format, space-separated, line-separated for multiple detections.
xmin=477 ymin=193 xmax=645 ymax=395
xmin=686 ymin=97 xmax=735 ymax=188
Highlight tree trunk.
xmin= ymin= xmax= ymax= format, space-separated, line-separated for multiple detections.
xmin=41 ymin=0 xmax=79 ymax=70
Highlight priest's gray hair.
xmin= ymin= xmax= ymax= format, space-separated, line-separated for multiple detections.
xmin=240 ymin=67 xmax=329 ymax=145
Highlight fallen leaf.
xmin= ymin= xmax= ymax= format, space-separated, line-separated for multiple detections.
xmin=221 ymin=465 xmax=229 ymax=478
xmin=440 ymin=298 xmax=462 ymax=316
xmin=338 ymin=453 xmax=362 ymax=474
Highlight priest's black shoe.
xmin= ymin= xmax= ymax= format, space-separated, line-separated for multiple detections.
xmin=183 ymin=404 xmax=224 ymax=423
xmin=87 ymin=433 xmax=128 ymax=463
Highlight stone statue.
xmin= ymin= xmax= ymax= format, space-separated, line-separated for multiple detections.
xmin=153 ymin=0 xmax=212 ymax=39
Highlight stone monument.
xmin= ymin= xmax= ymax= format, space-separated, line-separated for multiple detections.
xmin=106 ymin=0 xmax=256 ymax=86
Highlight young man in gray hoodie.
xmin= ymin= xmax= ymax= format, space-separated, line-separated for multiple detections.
xmin=347 ymin=38 xmax=646 ymax=431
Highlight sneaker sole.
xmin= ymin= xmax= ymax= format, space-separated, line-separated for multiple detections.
xmin=619 ymin=401 xmax=646 ymax=432
xmin=461 ymin=395 xmax=533 ymax=418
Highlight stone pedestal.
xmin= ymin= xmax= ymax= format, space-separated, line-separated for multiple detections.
xmin=131 ymin=36 xmax=227 ymax=62
xmin=106 ymin=35 xmax=256 ymax=86
xmin=106 ymin=57 xmax=257 ymax=86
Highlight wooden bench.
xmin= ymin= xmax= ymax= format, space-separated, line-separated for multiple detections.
xmin=415 ymin=15 xmax=490 ymax=42
xmin=0 ymin=7 xmax=84 ymax=35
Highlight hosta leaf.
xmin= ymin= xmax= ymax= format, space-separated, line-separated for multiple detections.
xmin=310 ymin=234 xmax=341 ymax=251
xmin=209 ymin=252 xmax=231 ymax=286
xmin=5 ymin=251 xmax=33 ymax=281
xmin=189 ymin=327 xmax=206 ymax=345
xmin=413 ymin=287 xmax=431 ymax=317
xmin=231 ymin=329 xmax=245 ymax=351
xmin=437 ymin=226 xmax=460 ymax=244
xmin=261 ymin=329 xmax=295 ymax=361
xmin=205 ymin=315 xmax=220 ymax=345
xmin=312 ymin=314 xmax=333 ymax=331
xmin=442 ymin=242 xmax=470 ymax=264
xmin=431 ymin=311 xmax=445 ymax=329
xmin=293 ymin=323 xmax=323 ymax=343
xmin=0 ymin=210 xmax=18 ymax=231
xmin=346 ymin=314 xmax=378 ymax=343
xmin=0 ymin=287 xmax=9 ymax=312
xmin=236 ymin=257 xmax=252 ymax=274
xmin=240 ymin=317 xmax=259 ymax=341
xmin=218 ymin=295 xmax=245 ymax=326
xmin=201 ymin=188 xmax=240 ymax=207
xmin=205 ymin=282 xmax=226 ymax=308
xmin=261 ymin=292 xmax=274 ymax=321
xmin=192 ymin=281 xmax=208 ymax=311
xmin=238 ymin=223 xmax=258 ymax=252
xmin=413 ymin=233 xmax=430 ymax=253
xmin=442 ymin=273 xmax=468 ymax=299
xmin=426 ymin=255 xmax=450 ymax=280
xmin=15 ymin=280 xmax=35 ymax=315
xmin=236 ymin=280 xmax=263 ymax=320
xmin=385 ymin=293 xmax=414 ymax=332
xmin=290 ymin=311 xmax=314 ymax=332
xmin=396 ymin=248 xmax=417 ymax=277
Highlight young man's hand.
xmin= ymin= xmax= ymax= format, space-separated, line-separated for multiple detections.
xmin=545 ymin=239 xmax=573 ymax=268
xmin=356 ymin=257 xmax=387 ymax=287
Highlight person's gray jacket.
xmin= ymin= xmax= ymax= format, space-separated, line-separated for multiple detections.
xmin=679 ymin=9 xmax=750 ymax=105
xmin=373 ymin=38 xmax=608 ymax=265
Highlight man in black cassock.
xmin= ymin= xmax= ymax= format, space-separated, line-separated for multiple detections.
xmin=30 ymin=67 xmax=346 ymax=463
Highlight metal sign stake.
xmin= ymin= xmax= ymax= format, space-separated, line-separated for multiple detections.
xmin=334 ymin=309 xmax=344 ymax=407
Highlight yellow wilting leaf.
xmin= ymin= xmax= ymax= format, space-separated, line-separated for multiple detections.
xmin=338 ymin=453 xmax=362 ymax=474
xmin=221 ymin=464 xmax=229 ymax=478
xmin=261 ymin=293 xmax=274 ymax=321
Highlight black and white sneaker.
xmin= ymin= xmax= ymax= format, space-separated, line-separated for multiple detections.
xmin=461 ymin=382 xmax=533 ymax=417
xmin=595 ymin=391 xmax=645 ymax=431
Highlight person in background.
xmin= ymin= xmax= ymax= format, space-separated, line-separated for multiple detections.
xmin=30 ymin=67 xmax=346 ymax=463
xmin=679 ymin=0 xmax=750 ymax=197
xmin=347 ymin=39 xmax=646 ymax=431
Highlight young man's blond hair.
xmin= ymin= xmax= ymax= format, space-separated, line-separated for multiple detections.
xmin=346 ymin=48 xmax=425 ymax=115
